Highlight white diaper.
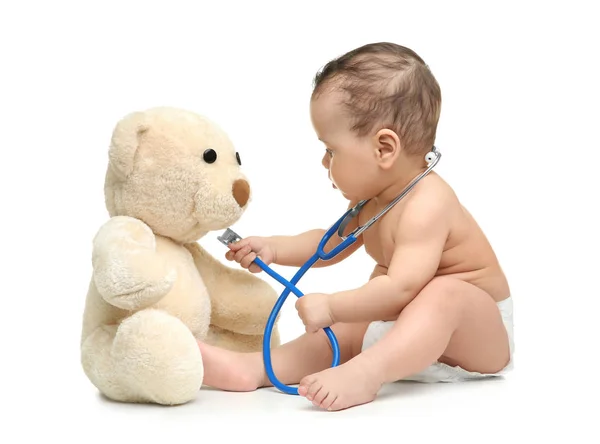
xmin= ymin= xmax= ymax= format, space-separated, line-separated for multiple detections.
xmin=361 ymin=297 xmax=515 ymax=383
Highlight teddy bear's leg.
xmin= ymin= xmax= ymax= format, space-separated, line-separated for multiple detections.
xmin=81 ymin=309 xmax=203 ymax=405
xmin=205 ymin=324 xmax=280 ymax=353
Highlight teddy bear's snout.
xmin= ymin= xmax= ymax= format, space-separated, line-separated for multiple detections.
xmin=232 ymin=179 xmax=250 ymax=207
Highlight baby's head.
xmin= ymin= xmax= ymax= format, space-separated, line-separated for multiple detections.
xmin=310 ymin=42 xmax=441 ymax=201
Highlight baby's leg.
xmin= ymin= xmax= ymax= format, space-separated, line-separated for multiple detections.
xmin=197 ymin=321 xmax=368 ymax=391
xmin=299 ymin=276 xmax=510 ymax=411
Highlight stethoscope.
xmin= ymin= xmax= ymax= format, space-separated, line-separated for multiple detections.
xmin=217 ymin=146 xmax=441 ymax=395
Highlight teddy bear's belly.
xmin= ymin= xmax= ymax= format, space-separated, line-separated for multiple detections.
xmin=151 ymin=237 xmax=211 ymax=339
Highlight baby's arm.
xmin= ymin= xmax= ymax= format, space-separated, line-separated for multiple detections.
xmin=271 ymin=199 xmax=364 ymax=267
xmin=263 ymin=230 xmax=327 ymax=267
xmin=328 ymin=194 xmax=449 ymax=323
xmin=228 ymin=200 xmax=364 ymax=270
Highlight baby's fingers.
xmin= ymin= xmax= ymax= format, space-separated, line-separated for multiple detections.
xmin=226 ymin=239 xmax=248 ymax=261
xmin=234 ymin=245 xmax=252 ymax=263
xmin=228 ymin=238 xmax=250 ymax=252
xmin=248 ymin=263 xmax=262 ymax=273
xmin=240 ymin=251 xmax=257 ymax=269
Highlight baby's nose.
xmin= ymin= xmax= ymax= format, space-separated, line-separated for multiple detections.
xmin=232 ymin=179 xmax=250 ymax=207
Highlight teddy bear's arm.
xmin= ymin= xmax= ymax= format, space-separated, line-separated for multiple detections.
xmin=185 ymin=243 xmax=279 ymax=336
xmin=92 ymin=216 xmax=177 ymax=311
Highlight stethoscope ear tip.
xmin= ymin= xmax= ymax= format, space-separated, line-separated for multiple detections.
xmin=424 ymin=152 xmax=436 ymax=163
xmin=424 ymin=149 xmax=439 ymax=164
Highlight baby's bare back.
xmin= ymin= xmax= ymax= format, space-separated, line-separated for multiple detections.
xmin=359 ymin=173 xmax=510 ymax=302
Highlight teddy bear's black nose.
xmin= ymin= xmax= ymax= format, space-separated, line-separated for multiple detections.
xmin=232 ymin=179 xmax=250 ymax=207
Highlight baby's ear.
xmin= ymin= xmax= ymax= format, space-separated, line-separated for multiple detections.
xmin=108 ymin=111 xmax=149 ymax=179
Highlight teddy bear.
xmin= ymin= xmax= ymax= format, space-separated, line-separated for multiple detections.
xmin=80 ymin=106 xmax=281 ymax=405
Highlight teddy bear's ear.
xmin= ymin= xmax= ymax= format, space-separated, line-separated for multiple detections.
xmin=108 ymin=111 xmax=150 ymax=179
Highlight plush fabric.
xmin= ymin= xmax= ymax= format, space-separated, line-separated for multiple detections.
xmin=80 ymin=107 xmax=280 ymax=405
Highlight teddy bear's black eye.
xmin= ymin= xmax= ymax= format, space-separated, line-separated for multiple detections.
xmin=203 ymin=149 xmax=217 ymax=164
xmin=236 ymin=152 xmax=241 ymax=166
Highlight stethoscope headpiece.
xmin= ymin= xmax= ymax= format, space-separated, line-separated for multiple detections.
xmin=424 ymin=145 xmax=439 ymax=165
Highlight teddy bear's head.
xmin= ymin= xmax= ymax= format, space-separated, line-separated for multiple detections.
xmin=104 ymin=107 xmax=250 ymax=243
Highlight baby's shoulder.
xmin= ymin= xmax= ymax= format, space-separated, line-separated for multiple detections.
xmin=409 ymin=174 xmax=456 ymax=210
xmin=423 ymin=172 xmax=457 ymax=199
xmin=398 ymin=175 xmax=458 ymax=230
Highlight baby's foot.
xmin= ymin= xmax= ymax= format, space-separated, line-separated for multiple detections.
xmin=197 ymin=341 xmax=265 ymax=391
xmin=298 ymin=358 xmax=382 ymax=411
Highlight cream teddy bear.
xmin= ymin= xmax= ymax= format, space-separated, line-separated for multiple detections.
xmin=80 ymin=106 xmax=280 ymax=405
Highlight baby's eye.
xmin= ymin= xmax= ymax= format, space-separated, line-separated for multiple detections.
xmin=325 ymin=148 xmax=333 ymax=157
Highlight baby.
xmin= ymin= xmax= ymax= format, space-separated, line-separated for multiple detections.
xmin=198 ymin=42 xmax=514 ymax=411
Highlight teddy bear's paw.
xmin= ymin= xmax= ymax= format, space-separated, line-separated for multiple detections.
xmin=112 ymin=308 xmax=203 ymax=405
xmin=92 ymin=216 xmax=177 ymax=310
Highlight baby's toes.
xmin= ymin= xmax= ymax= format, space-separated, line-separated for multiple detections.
xmin=306 ymin=380 xmax=324 ymax=402
xmin=298 ymin=375 xmax=317 ymax=398
xmin=311 ymin=383 xmax=329 ymax=406
xmin=320 ymin=392 xmax=338 ymax=410
xmin=327 ymin=396 xmax=347 ymax=412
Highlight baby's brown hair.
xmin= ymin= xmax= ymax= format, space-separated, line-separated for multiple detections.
xmin=312 ymin=42 xmax=441 ymax=156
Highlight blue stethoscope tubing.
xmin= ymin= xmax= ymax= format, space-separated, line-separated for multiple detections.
xmin=253 ymin=208 xmax=359 ymax=395
xmin=227 ymin=146 xmax=441 ymax=395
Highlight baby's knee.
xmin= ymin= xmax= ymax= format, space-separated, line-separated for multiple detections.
xmin=411 ymin=277 xmax=475 ymax=319
xmin=420 ymin=277 xmax=467 ymax=304
xmin=422 ymin=276 xmax=458 ymax=295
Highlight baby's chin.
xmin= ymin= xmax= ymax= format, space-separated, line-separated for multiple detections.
xmin=337 ymin=189 xmax=354 ymax=201
xmin=329 ymin=182 xmax=358 ymax=201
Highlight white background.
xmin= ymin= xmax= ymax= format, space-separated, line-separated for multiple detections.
xmin=1 ymin=0 xmax=598 ymax=442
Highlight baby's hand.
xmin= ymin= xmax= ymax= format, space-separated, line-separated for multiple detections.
xmin=226 ymin=236 xmax=275 ymax=273
xmin=295 ymin=293 xmax=334 ymax=333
